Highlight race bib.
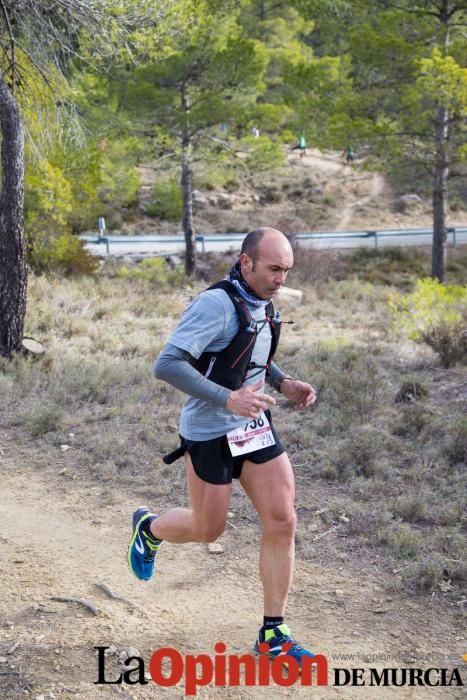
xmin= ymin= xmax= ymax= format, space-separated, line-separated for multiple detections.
xmin=226 ymin=411 xmax=276 ymax=456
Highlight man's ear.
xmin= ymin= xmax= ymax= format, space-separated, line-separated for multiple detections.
xmin=240 ymin=252 xmax=252 ymax=273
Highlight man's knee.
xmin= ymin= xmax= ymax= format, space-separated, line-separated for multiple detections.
xmin=196 ymin=520 xmax=226 ymax=543
xmin=263 ymin=508 xmax=296 ymax=538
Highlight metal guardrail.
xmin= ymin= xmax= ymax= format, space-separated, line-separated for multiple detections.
xmin=79 ymin=226 xmax=467 ymax=255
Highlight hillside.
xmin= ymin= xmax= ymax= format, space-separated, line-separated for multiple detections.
xmin=122 ymin=149 xmax=466 ymax=237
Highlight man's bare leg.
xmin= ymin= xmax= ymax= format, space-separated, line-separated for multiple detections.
xmin=239 ymin=452 xmax=296 ymax=615
xmin=149 ymin=454 xmax=232 ymax=544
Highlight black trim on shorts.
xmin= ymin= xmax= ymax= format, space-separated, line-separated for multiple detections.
xmin=181 ymin=410 xmax=285 ymax=485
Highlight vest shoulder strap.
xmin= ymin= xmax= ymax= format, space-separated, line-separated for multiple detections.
xmin=207 ymin=280 xmax=252 ymax=327
xmin=207 ymin=279 xmax=275 ymax=322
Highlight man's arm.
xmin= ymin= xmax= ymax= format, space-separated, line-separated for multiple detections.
xmin=155 ymin=345 xmax=276 ymax=419
xmin=155 ymin=290 xmax=276 ymax=418
xmin=266 ymin=361 xmax=291 ymax=393
xmin=266 ymin=361 xmax=317 ymax=409
xmin=154 ymin=344 xmax=231 ymax=407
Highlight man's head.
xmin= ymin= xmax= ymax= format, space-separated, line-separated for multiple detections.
xmin=240 ymin=227 xmax=293 ymax=300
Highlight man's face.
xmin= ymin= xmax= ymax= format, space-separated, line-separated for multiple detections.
xmin=241 ymin=243 xmax=294 ymax=300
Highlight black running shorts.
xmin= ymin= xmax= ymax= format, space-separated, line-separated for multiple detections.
xmin=182 ymin=410 xmax=285 ymax=485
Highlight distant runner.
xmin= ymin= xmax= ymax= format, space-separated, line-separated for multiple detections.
xmin=292 ymin=134 xmax=307 ymax=158
xmin=344 ymin=145 xmax=354 ymax=163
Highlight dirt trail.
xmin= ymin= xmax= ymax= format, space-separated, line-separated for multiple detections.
xmin=336 ymin=173 xmax=386 ymax=231
xmin=0 ymin=448 xmax=464 ymax=699
xmin=298 ymin=150 xmax=346 ymax=175
xmin=289 ymin=150 xmax=386 ymax=232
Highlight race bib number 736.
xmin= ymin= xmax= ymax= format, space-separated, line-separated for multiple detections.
xmin=226 ymin=411 xmax=276 ymax=456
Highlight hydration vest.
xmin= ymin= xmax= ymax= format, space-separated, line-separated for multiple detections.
xmin=190 ymin=280 xmax=281 ymax=391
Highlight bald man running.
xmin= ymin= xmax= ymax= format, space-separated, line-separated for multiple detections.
xmin=128 ymin=227 xmax=317 ymax=663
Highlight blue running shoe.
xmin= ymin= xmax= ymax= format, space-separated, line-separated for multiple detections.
xmin=254 ymin=624 xmax=314 ymax=665
xmin=128 ymin=506 xmax=162 ymax=581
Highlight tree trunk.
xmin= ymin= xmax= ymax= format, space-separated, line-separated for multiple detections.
xmin=0 ymin=76 xmax=26 ymax=357
xmin=180 ymin=89 xmax=196 ymax=277
xmin=432 ymin=137 xmax=449 ymax=285
xmin=432 ymin=112 xmax=448 ymax=283
xmin=181 ymin=138 xmax=196 ymax=277
xmin=431 ymin=2 xmax=450 ymax=283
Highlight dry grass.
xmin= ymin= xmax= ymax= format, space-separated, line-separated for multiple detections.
xmin=1 ymin=257 xmax=466 ymax=597
xmin=0 ymin=667 xmax=33 ymax=699
xmin=0 ymin=275 xmax=188 ymax=503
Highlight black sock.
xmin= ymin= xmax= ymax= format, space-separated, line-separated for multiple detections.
xmin=141 ymin=516 xmax=161 ymax=542
xmin=262 ymin=616 xmax=284 ymax=630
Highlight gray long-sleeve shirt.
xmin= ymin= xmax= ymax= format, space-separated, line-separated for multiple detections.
xmin=154 ymin=288 xmax=287 ymax=440
xmin=155 ymin=343 xmax=287 ymax=406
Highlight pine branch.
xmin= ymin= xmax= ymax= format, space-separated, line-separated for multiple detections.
xmin=0 ymin=0 xmax=15 ymax=88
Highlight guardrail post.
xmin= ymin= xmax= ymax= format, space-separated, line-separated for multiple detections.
xmin=368 ymin=231 xmax=377 ymax=249
xmin=97 ymin=236 xmax=110 ymax=254
xmin=448 ymin=227 xmax=456 ymax=248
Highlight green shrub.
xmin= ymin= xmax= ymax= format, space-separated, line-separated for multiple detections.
xmin=259 ymin=186 xmax=284 ymax=203
xmin=278 ymin=128 xmax=296 ymax=144
xmin=438 ymin=414 xmax=467 ymax=465
xmin=392 ymin=404 xmax=433 ymax=438
xmin=22 ymin=405 xmax=63 ymax=436
xmin=348 ymin=247 xmax=429 ymax=287
xmin=97 ymin=140 xmax=141 ymax=211
xmin=25 ymin=159 xmax=75 ymax=269
xmin=239 ymin=135 xmax=285 ymax=171
xmin=147 ymin=179 xmax=183 ymax=221
xmin=25 ymin=159 xmax=73 ymax=235
xmin=429 ymin=503 xmax=464 ymax=527
xmin=25 ymin=146 xmax=102 ymax=273
xmin=194 ymin=168 xmax=234 ymax=191
xmin=450 ymin=559 xmax=467 ymax=586
xmin=319 ymin=462 xmax=338 ymax=480
xmin=420 ymin=314 xmax=467 ymax=368
xmin=390 ymin=278 xmax=467 ymax=366
xmin=334 ymin=426 xmax=396 ymax=480
xmin=118 ymin=257 xmax=186 ymax=287
xmin=393 ymin=490 xmax=430 ymax=523
xmin=404 ymin=554 xmax=446 ymax=592
xmin=379 ymin=522 xmax=424 ymax=559
xmin=29 ymin=234 xmax=99 ymax=275
xmin=330 ymin=278 xmax=375 ymax=302
xmin=346 ymin=504 xmax=393 ymax=539
xmin=390 ymin=277 xmax=467 ymax=337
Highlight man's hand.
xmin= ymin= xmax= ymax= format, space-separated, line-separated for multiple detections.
xmin=225 ymin=379 xmax=276 ymax=419
xmin=280 ymin=378 xmax=316 ymax=409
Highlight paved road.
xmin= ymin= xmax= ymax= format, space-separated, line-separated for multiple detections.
xmin=81 ymin=229 xmax=467 ymax=257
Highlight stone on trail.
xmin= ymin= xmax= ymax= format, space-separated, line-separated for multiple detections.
xmin=208 ymin=542 xmax=224 ymax=554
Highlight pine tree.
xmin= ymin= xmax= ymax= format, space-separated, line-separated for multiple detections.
xmin=300 ymin=0 xmax=467 ymax=282
xmin=0 ymin=0 xmax=168 ymax=356
xmin=118 ymin=1 xmax=268 ymax=275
